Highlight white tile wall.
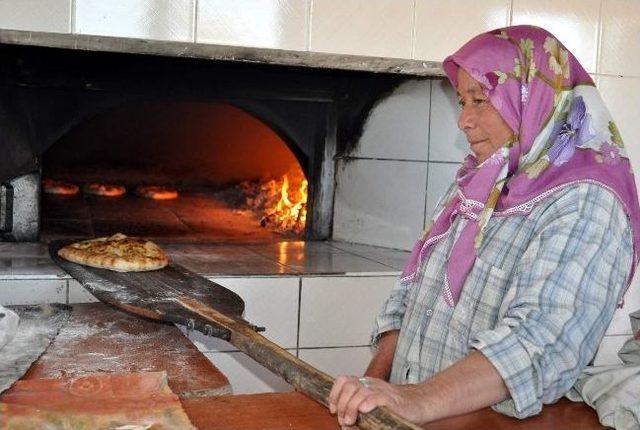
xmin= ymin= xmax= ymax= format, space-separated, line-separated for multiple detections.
xmin=424 ymin=162 xmax=459 ymax=226
xmin=511 ymin=0 xmax=601 ymax=73
xmin=75 ymin=0 xmax=194 ymax=42
xmin=197 ymin=0 xmax=308 ymax=51
xmin=309 ymin=0 xmax=414 ymax=58
xmin=0 ymin=280 xmax=66 ymax=305
xmin=600 ymin=0 xmax=640 ymax=77
xmin=0 ymin=0 xmax=635 ymax=89
xmin=0 ymin=0 xmax=71 ymax=33
xmin=205 ymin=350 xmax=293 ymax=394
xmin=298 ymin=276 xmax=395 ymax=348
xmin=413 ymin=0 xmax=510 ymax=62
xmin=352 ymin=80 xmax=430 ymax=161
xmin=333 ymin=159 xmax=427 ymax=250
xmin=429 ymin=79 xmax=469 ymax=163
xmin=298 ymin=346 xmax=374 ymax=377
xmin=190 ymin=277 xmax=299 ymax=352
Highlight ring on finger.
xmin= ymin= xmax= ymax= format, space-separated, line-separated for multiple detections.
xmin=358 ymin=377 xmax=370 ymax=389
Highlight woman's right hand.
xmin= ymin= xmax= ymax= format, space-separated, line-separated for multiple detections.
xmin=328 ymin=375 xmax=425 ymax=428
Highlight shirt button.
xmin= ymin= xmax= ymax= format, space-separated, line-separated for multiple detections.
xmin=425 ymin=309 xmax=433 ymax=316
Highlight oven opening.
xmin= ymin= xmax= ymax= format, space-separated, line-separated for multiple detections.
xmin=0 ymin=43 xmax=407 ymax=243
xmin=40 ymin=101 xmax=308 ymax=243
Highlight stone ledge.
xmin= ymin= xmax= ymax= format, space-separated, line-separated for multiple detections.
xmin=0 ymin=29 xmax=444 ymax=77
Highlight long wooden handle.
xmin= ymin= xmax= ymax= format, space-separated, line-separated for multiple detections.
xmin=177 ymin=297 xmax=422 ymax=430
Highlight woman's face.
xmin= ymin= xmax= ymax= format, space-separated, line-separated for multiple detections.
xmin=456 ymin=68 xmax=513 ymax=163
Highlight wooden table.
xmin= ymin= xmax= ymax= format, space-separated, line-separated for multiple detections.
xmin=182 ymin=393 xmax=605 ymax=430
xmin=10 ymin=303 xmax=606 ymax=430
xmin=22 ymin=303 xmax=230 ymax=397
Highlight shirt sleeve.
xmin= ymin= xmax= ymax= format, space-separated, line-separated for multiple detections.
xmin=371 ymin=278 xmax=410 ymax=346
xmin=371 ymin=180 xmax=460 ymax=347
xmin=470 ymin=185 xmax=634 ymax=418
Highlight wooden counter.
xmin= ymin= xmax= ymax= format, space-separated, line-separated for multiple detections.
xmin=22 ymin=303 xmax=230 ymax=397
xmin=9 ymin=303 xmax=606 ymax=430
xmin=181 ymin=393 xmax=605 ymax=430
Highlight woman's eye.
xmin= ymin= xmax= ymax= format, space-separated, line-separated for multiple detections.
xmin=458 ymin=99 xmax=487 ymax=108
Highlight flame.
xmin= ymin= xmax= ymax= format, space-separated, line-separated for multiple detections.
xmin=265 ymin=175 xmax=308 ymax=234
xmin=244 ymin=173 xmax=308 ymax=235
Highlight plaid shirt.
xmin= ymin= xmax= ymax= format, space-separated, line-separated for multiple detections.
xmin=372 ymin=182 xmax=633 ymax=418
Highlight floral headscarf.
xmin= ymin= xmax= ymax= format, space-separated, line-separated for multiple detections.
xmin=401 ymin=25 xmax=640 ymax=307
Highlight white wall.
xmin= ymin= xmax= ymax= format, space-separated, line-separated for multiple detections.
xmin=332 ymin=80 xmax=431 ymax=250
xmin=0 ymin=1 xmax=635 ymax=70
xmin=332 ymin=78 xmax=466 ymax=250
xmin=0 ymin=0 xmax=489 ymax=57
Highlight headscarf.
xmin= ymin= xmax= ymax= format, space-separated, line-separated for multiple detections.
xmin=401 ymin=25 xmax=640 ymax=306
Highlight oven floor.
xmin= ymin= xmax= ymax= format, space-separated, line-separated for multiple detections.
xmin=40 ymin=190 xmax=294 ymax=243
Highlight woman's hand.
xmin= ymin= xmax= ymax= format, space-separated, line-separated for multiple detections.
xmin=328 ymin=375 xmax=425 ymax=428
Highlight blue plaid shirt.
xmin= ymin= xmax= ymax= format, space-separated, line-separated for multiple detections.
xmin=372 ymin=182 xmax=633 ymax=418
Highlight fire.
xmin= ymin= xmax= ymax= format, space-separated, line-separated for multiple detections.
xmin=244 ymin=174 xmax=308 ymax=235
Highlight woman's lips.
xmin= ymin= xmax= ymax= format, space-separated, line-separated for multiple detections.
xmin=469 ymin=139 xmax=488 ymax=146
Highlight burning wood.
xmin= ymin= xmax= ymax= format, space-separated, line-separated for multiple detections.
xmin=243 ymin=174 xmax=308 ymax=235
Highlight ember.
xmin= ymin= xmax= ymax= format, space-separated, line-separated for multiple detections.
xmin=244 ymin=174 xmax=308 ymax=235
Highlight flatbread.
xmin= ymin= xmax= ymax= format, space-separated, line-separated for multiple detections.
xmin=84 ymin=183 xmax=126 ymax=197
xmin=136 ymin=185 xmax=178 ymax=200
xmin=57 ymin=233 xmax=169 ymax=272
xmin=42 ymin=179 xmax=79 ymax=196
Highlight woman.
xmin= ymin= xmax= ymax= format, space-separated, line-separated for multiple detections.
xmin=329 ymin=25 xmax=640 ymax=427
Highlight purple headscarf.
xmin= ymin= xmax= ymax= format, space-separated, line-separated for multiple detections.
xmin=401 ymin=25 xmax=640 ymax=307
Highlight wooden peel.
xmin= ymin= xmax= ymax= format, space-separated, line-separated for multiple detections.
xmin=49 ymin=240 xmax=422 ymax=430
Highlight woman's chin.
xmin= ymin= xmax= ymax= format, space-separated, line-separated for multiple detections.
xmin=470 ymin=149 xmax=487 ymax=163
xmin=470 ymin=143 xmax=501 ymax=164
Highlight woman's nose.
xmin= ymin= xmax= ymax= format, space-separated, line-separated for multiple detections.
xmin=458 ymin=105 xmax=475 ymax=131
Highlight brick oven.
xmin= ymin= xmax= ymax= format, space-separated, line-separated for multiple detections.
xmin=0 ymin=38 xmax=427 ymax=243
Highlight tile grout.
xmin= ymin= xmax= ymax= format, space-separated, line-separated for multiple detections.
xmin=326 ymin=243 xmax=404 ymax=271
xmin=297 ymin=345 xmax=373 ymax=350
xmin=338 ymin=156 xmax=463 ymax=165
xmin=306 ymin=0 xmax=313 ymax=52
xmin=192 ymin=0 xmax=198 ymax=43
xmin=410 ymin=0 xmax=417 ymax=60
xmin=595 ymin=0 xmax=604 ymax=75
xmin=508 ymin=0 xmax=514 ymax=25
xmin=336 ymin=156 xmax=428 ymax=163
xmin=69 ymin=0 xmax=76 ymax=34
xmin=423 ymin=79 xmax=433 ymax=230
xmin=296 ymin=276 xmax=302 ymax=357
